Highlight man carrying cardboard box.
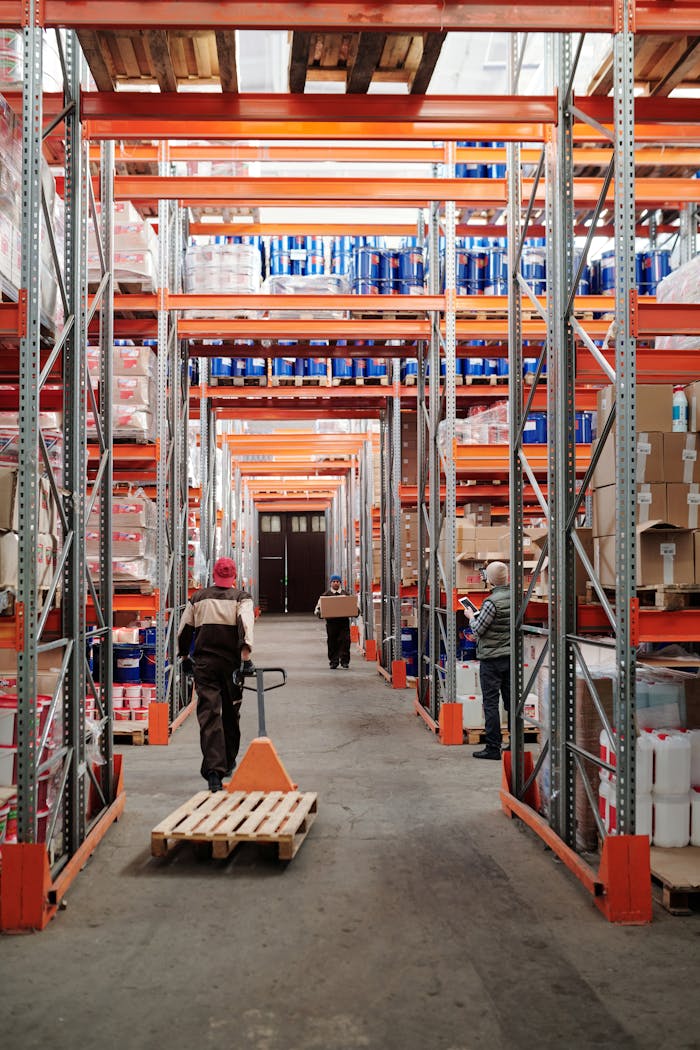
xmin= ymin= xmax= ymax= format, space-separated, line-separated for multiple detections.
xmin=314 ymin=573 xmax=356 ymax=670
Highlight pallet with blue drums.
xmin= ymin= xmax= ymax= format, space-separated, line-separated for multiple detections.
xmin=151 ymin=789 xmax=318 ymax=861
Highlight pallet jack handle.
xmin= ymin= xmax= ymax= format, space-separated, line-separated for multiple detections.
xmin=241 ymin=667 xmax=287 ymax=737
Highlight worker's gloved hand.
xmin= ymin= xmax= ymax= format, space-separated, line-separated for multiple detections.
xmin=241 ymin=658 xmax=255 ymax=676
xmin=180 ymin=656 xmax=194 ymax=676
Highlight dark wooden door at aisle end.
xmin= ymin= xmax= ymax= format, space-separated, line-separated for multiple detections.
xmin=258 ymin=512 xmax=326 ymax=614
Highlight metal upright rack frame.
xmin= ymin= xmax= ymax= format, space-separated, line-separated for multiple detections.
xmin=4 ymin=21 xmax=123 ymax=930
xmin=155 ymin=165 xmax=189 ymax=724
xmin=416 ymin=176 xmax=457 ymax=726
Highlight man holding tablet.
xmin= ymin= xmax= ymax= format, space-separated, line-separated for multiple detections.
xmin=462 ymin=561 xmax=511 ymax=760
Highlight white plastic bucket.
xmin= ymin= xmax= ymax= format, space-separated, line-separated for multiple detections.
xmin=652 ymin=731 xmax=692 ymax=796
xmin=689 ymin=729 xmax=700 ymax=785
xmin=636 ymin=794 xmax=653 ymax=840
xmin=691 ymin=787 xmax=700 ymax=847
xmin=636 ymin=731 xmax=654 ymax=796
xmin=653 ymin=794 xmax=690 ymax=848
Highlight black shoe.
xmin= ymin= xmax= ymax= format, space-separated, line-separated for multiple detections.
xmin=224 ymin=763 xmax=236 ymax=778
xmin=472 ymin=748 xmax=501 ymax=761
xmin=207 ymin=773 xmax=223 ymax=792
xmin=340 ymin=663 xmax=349 ymax=669
xmin=330 ymin=663 xmax=338 ymax=669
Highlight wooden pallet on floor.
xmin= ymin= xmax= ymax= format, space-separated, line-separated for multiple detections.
xmin=464 ymin=726 xmax=540 ymax=746
xmin=113 ymin=721 xmax=148 ymax=745
xmin=151 ymin=789 xmax=318 ymax=861
xmin=650 ymin=845 xmax=700 ymax=915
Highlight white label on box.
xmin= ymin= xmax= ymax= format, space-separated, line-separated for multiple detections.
xmin=682 ymin=449 xmax=697 ymax=462
xmin=688 ymin=493 xmax=700 ymax=505
xmin=637 ymin=492 xmax=652 ymax=504
xmin=660 ymin=543 xmax=676 ymax=556
xmin=637 ymin=442 xmax=652 ymax=456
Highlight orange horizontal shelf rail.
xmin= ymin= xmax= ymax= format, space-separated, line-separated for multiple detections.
xmin=453 ymin=443 xmax=592 ymax=476
xmin=109 ymin=174 xmax=700 ymax=208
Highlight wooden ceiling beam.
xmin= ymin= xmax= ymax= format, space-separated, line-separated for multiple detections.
xmin=77 ymin=29 xmax=115 ymax=90
xmin=652 ymin=37 xmax=700 ymax=96
xmin=215 ymin=29 xmax=238 ymax=92
xmin=143 ymin=30 xmax=177 ymax=92
xmin=289 ymin=31 xmax=310 ymax=93
xmin=347 ymin=32 xmax=386 ymax=94
xmin=410 ymin=31 xmax=446 ymax=95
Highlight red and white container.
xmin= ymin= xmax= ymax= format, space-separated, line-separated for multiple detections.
xmin=112 ymin=685 xmax=125 ymax=709
xmin=128 ymin=696 xmax=142 ymax=711
xmin=113 ymin=708 xmax=131 ymax=722
xmin=140 ymin=685 xmax=156 ymax=705
xmin=133 ymin=706 xmax=148 ymax=722
xmin=0 ymin=745 xmax=17 ymax=785
xmin=0 ymin=800 xmax=9 ymax=843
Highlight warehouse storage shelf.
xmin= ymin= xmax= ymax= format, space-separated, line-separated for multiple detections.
xmin=3 ymin=0 xmax=698 ymax=930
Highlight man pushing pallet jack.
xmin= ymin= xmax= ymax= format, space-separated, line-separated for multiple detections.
xmin=150 ymin=558 xmax=316 ymax=861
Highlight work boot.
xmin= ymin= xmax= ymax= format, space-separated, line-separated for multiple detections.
xmin=330 ymin=662 xmax=338 ymax=669
xmin=472 ymin=748 xmax=501 ymax=761
xmin=207 ymin=773 xmax=223 ymax=792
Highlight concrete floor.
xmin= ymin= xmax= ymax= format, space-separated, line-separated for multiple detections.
xmin=1 ymin=614 xmax=699 ymax=1050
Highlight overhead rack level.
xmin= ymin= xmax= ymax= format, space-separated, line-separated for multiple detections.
xmin=1 ymin=0 xmax=699 ymax=930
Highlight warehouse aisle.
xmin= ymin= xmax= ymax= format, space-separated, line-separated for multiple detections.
xmin=2 ymin=615 xmax=699 ymax=1050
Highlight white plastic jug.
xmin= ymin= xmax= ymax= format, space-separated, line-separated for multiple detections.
xmin=652 ymin=731 xmax=692 ymax=796
xmin=653 ymin=794 xmax=690 ymax=848
xmin=636 ymin=732 xmax=654 ymax=796
xmin=691 ymin=787 xmax=700 ymax=848
xmin=689 ymin=729 xmax=700 ymax=785
xmin=636 ymin=794 xmax=653 ymax=840
xmin=599 ymin=774 xmax=617 ymax=834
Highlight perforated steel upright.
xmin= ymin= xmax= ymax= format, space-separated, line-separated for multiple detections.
xmin=16 ymin=22 xmax=114 ymax=858
xmin=155 ymin=153 xmax=189 ymax=721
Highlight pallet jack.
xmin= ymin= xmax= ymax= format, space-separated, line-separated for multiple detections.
xmin=151 ymin=666 xmax=318 ymax=861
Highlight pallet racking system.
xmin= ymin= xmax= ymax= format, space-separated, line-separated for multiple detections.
xmin=1 ymin=1 xmax=699 ymax=927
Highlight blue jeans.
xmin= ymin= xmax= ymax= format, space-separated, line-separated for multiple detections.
xmin=479 ymin=655 xmax=511 ymax=752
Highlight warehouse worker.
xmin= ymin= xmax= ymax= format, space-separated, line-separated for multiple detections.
xmin=314 ymin=573 xmax=352 ymax=670
xmin=463 ymin=560 xmax=511 ymax=761
xmin=177 ymin=557 xmax=255 ymax=793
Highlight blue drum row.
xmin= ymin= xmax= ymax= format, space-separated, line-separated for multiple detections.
xmin=455 ymin=140 xmax=507 ymax=180
xmin=270 ymin=234 xmax=326 ymax=276
xmin=350 ymin=245 xmax=426 ymax=295
xmin=592 ymin=248 xmax=671 ymax=295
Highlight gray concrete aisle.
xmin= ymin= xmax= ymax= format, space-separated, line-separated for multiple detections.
xmin=1 ymin=614 xmax=699 ymax=1050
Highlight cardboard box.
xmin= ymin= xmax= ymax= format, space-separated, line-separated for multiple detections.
xmin=456 ymin=557 xmax=485 ymax=590
xmin=318 ymin=594 xmax=359 ymax=619
xmin=0 ymin=469 xmax=53 ymax=533
xmin=593 ymin=483 xmax=666 ymax=538
xmin=592 ymin=432 xmax=664 ymax=490
xmin=663 ymin=432 xmax=700 ymax=485
xmin=666 ymin=484 xmax=700 ymax=530
xmin=595 ymin=521 xmax=694 ymax=588
xmin=526 ymin=526 xmax=593 ymax=597
xmin=685 ymin=381 xmax=700 ymax=432
xmin=0 ymin=644 xmax=65 ymax=697
xmin=597 ymin=384 xmax=674 ymax=435
xmin=696 ymin=532 xmax=700 ymax=586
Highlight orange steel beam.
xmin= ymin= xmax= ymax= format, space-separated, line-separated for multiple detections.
xmin=90 ymin=143 xmax=700 ymax=169
xmin=184 ymin=222 xmax=677 ymax=239
xmin=3 ymin=2 xmax=616 ymax=33
xmin=234 ymin=461 xmax=351 ymax=476
xmin=215 ymin=407 xmax=384 ymax=420
xmin=454 ymin=444 xmax=592 ymax=476
xmin=83 ymin=92 xmax=557 ymax=125
xmin=27 ymin=1 xmax=700 ymax=35
xmin=111 ymin=175 xmax=700 ymax=208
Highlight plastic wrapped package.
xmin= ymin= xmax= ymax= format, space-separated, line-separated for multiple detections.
xmin=87 ymin=554 xmax=155 ymax=586
xmin=184 ymin=242 xmax=262 ymax=318
xmin=86 ymin=527 xmax=156 ymax=560
xmin=262 ymin=273 xmax=350 ymax=320
xmin=442 ymin=401 xmax=509 ymax=449
xmin=0 ymin=419 xmax=63 ymax=480
xmin=112 ymin=409 xmax=155 ymax=443
xmin=87 ymin=344 xmax=157 ymax=382
xmin=89 ymin=493 xmax=157 ymax=531
xmin=655 ymin=254 xmax=699 ymax=352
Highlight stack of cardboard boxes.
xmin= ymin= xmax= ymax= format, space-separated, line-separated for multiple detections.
xmin=0 ymin=468 xmax=56 ymax=602
xmin=593 ymin=384 xmax=700 ymax=588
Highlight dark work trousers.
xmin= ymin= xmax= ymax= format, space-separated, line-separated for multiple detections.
xmin=326 ymin=617 xmax=351 ymax=667
xmin=479 ymin=655 xmax=511 ymax=753
xmin=194 ymin=667 xmax=243 ymax=780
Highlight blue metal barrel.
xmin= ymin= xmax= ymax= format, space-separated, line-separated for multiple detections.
xmin=599 ymin=249 xmax=615 ymax=293
xmin=397 ymin=247 xmax=425 ymax=286
xmin=353 ymin=358 xmax=367 ymax=380
xmin=272 ymin=358 xmax=294 ymax=378
xmin=643 ymin=249 xmax=671 ymax=294
xmin=245 ymin=358 xmax=266 ymax=377
xmin=484 ymin=247 xmax=507 ymax=295
xmin=332 ymin=358 xmax=353 ymax=379
xmin=467 ymin=249 xmax=488 ymax=294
